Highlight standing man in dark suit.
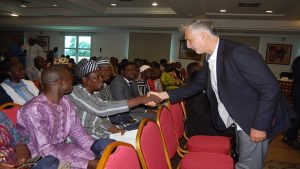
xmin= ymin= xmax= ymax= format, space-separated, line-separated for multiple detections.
xmin=283 ymin=56 xmax=300 ymax=149
xmin=149 ymin=19 xmax=293 ymax=169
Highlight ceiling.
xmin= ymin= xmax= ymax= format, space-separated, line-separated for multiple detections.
xmin=0 ymin=0 xmax=300 ymax=33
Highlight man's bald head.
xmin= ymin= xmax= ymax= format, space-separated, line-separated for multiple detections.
xmin=41 ymin=66 xmax=66 ymax=86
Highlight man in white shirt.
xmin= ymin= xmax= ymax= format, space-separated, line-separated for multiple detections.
xmin=22 ymin=37 xmax=44 ymax=68
xmin=149 ymin=19 xmax=293 ymax=169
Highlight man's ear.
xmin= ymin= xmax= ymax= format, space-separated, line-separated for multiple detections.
xmin=200 ymin=31 xmax=207 ymax=39
xmin=56 ymin=79 xmax=62 ymax=86
xmin=82 ymin=76 xmax=88 ymax=84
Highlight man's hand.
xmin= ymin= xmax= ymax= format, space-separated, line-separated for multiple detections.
xmin=128 ymin=94 xmax=161 ymax=108
xmin=15 ymin=144 xmax=31 ymax=166
xmin=250 ymin=128 xmax=267 ymax=142
xmin=143 ymin=94 xmax=161 ymax=107
xmin=0 ymin=162 xmax=16 ymax=169
xmin=147 ymin=91 xmax=170 ymax=101
xmin=108 ymin=126 xmax=125 ymax=135
xmin=87 ymin=160 xmax=98 ymax=169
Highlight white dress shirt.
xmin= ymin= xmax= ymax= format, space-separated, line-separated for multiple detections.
xmin=207 ymin=38 xmax=241 ymax=130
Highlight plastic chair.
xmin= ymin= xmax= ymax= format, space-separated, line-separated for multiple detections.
xmin=97 ymin=141 xmax=140 ymax=169
xmin=170 ymin=102 xmax=231 ymax=155
xmin=136 ymin=119 xmax=171 ymax=169
xmin=0 ymin=102 xmax=20 ymax=126
xmin=157 ymin=105 xmax=234 ymax=169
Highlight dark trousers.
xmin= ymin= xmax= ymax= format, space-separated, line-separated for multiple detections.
xmin=32 ymin=155 xmax=59 ymax=169
xmin=285 ymin=96 xmax=300 ymax=140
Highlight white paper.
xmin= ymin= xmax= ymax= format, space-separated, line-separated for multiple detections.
xmin=109 ymin=129 xmax=138 ymax=148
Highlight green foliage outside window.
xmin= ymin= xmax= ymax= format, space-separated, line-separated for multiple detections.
xmin=64 ymin=35 xmax=91 ymax=62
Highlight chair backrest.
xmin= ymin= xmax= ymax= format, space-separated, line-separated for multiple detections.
xmin=169 ymin=102 xmax=185 ymax=139
xmin=97 ymin=141 xmax=140 ymax=169
xmin=0 ymin=102 xmax=19 ymax=110
xmin=136 ymin=119 xmax=171 ymax=169
xmin=156 ymin=106 xmax=179 ymax=159
xmin=0 ymin=102 xmax=20 ymax=126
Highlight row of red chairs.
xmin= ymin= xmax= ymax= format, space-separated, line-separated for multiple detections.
xmin=0 ymin=102 xmax=234 ymax=169
xmin=98 ymin=103 xmax=234 ymax=169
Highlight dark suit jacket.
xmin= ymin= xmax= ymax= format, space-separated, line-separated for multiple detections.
xmin=110 ymin=75 xmax=145 ymax=113
xmin=110 ymin=75 xmax=140 ymax=100
xmin=168 ymin=38 xmax=293 ymax=138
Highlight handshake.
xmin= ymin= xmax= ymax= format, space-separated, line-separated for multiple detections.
xmin=140 ymin=91 xmax=170 ymax=107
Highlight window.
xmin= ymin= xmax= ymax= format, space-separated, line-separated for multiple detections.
xmin=64 ymin=35 xmax=91 ymax=62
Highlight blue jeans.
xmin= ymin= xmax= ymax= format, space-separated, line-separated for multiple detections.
xmin=32 ymin=155 xmax=59 ymax=169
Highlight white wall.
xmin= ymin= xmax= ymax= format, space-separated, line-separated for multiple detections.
xmin=92 ymin=32 xmax=129 ymax=60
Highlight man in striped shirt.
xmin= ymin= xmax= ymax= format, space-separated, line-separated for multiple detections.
xmin=68 ymin=59 xmax=159 ymax=139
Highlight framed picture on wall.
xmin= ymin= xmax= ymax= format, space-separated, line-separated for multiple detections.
xmin=178 ymin=40 xmax=205 ymax=61
xmin=266 ymin=44 xmax=292 ymax=65
xmin=37 ymin=36 xmax=49 ymax=52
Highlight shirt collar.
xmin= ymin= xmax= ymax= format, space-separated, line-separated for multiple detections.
xmin=34 ymin=66 xmax=43 ymax=72
xmin=207 ymin=38 xmax=220 ymax=62
xmin=3 ymin=79 xmax=25 ymax=88
xmin=122 ymin=76 xmax=130 ymax=84
xmin=78 ymin=84 xmax=92 ymax=96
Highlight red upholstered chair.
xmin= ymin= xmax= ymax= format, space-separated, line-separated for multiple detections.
xmin=157 ymin=105 xmax=234 ymax=169
xmin=136 ymin=119 xmax=171 ymax=169
xmin=170 ymin=102 xmax=231 ymax=155
xmin=97 ymin=141 xmax=140 ymax=169
xmin=157 ymin=106 xmax=184 ymax=158
xmin=0 ymin=102 xmax=21 ymax=126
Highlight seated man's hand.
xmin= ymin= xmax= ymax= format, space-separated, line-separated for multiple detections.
xmin=147 ymin=91 xmax=170 ymax=101
xmin=15 ymin=143 xmax=31 ymax=166
xmin=141 ymin=94 xmax=161 ymax=107
xmin=108 ymin=126 xmax=125 ymax=135
xmin=0 ymin=162 xmax=15 ymax=169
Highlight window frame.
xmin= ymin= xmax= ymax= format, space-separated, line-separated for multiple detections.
xmin=64 ymin=35 xmax=92 ymax=62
